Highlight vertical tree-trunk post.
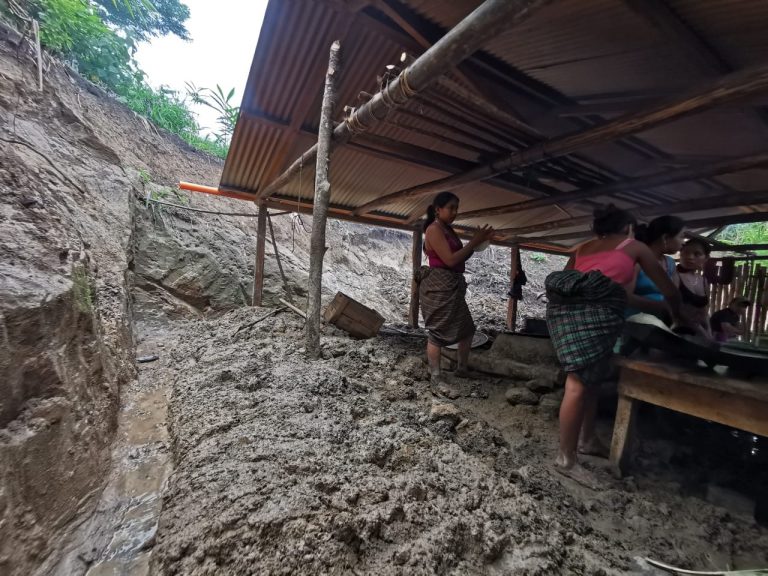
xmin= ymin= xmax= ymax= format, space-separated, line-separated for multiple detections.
xmin=409 ymin=224 xmax=423 ymax=327
xmin=306 ymin=40 xmax=342 ymax=358
xmin=252 ymin=202 xmax=268 ymax=306
xmin=506 ymin=245 xmax=520 ymax=331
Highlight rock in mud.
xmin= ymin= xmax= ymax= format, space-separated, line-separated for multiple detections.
xmin=505 ymin=387 xmax=540 ymax=406
xmin=429 ymin=402 xmax=461 ymax=425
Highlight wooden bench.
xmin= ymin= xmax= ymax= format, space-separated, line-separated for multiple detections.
xmin=609 ymin=357 xmax=768 ymax=475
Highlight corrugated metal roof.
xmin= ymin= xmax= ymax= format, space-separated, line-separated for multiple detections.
xmin=220 ymin=0 xmax=768 ymax=251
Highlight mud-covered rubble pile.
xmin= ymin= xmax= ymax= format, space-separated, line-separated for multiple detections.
xmin=150 ymin=308 xmax=768 ymax=575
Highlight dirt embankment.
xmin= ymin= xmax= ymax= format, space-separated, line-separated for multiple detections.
xmin=0 ymin=24 xmax=225 ymax=574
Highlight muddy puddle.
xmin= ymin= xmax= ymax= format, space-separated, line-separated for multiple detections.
xmin=53 ymin=332 xmax=171 ymax=576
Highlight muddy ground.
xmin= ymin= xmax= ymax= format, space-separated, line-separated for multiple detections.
xmin=142 ymin=301 xmax=767 ymax=576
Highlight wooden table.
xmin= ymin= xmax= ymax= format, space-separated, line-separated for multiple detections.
xmin=609 ymin=357 xmax=768 ymax=475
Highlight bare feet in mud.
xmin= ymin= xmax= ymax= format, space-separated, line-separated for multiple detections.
xmin=578 ymin=437 xmax=610 ymax=459
xmin=430 ymin=374 xmax=461 ymax=399
xmin=554 ymin=454 xmax=601 ymax=490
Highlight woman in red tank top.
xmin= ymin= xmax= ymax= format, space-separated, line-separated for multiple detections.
xmin=418 ymin=192 xmax=493 ymax=382
xmin=546 ymin=204 xmax=681 ymax=488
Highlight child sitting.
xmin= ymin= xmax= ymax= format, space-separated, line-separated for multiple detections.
xmin=675 ymin=238 xmax=712 ymax=338
xmin=711 ymin=296 xmax=752 ymax=342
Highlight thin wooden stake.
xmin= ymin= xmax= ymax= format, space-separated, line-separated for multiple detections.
xmin=306 ymin=40 xmax=342 ymax=359
xmin=252 ymin=203 xmax=267 ymax=306
xmin=33 ymin=20 xmax=43 ymax=91
xmin=507 ymin=245 xmax=520 ymax=331
xmin=267 ymin=213 xmax=293 ymax=302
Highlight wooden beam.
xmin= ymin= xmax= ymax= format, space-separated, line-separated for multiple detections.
xmin=409 ymin=225 xmax=423 ymax=328
xmin=624 ymin=0 xmax=768 ymax=127
xmin=252 ymin=203 xmax=268 ymax=306
xmin=354 ymin=64 xmax=768 ymax=215
xmin=458 ymin=152 xmax=768 ymax=221
xmin=506 ymin=245 xmax=520 ymax=331
xmin=256 ymin=0 xmax=554 ymax=200
xmin=307 ymin=41 xmax=342 ymax=359
xmin=721 ymin=244 xmax=768 ymax=252
xmin=368 ymin=0 xmax=482 ymax=92
xmin=516 ymin=211 xmax=768 ymax=244
xmin=353 ymin=133 xmax=553 ymax=198
xmin=496 ymin=191 xmax=768 ymax=239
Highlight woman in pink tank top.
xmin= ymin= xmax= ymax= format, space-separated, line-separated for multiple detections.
xmin=546 ymin=204 xmax=681 ymax=488
xmin=417 ymin=192 xmax=494 ymax=383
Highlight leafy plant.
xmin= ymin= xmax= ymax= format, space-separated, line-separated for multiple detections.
xmin=3 ymin=0 xmax=229 ymax=159
xmin=186 ymin=82 xmax=239 ymax=145
xmin=30 ymin=0 xmax=139 ymax=91
xmin=93 ymin=0 xmax=190 ymax=42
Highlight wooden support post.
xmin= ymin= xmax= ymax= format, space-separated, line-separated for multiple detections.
xmin=506 ymin=245 xmax=520 ymax=331
xmin=306 ymin=40 xmax=342 ymax=359
xmin=409 ymin=225 xmax=423 ymax=328
xmin=609 ymin=394 xmax=638 ymax=476
xmin=252 ymin=203 xmax=267 ymax=306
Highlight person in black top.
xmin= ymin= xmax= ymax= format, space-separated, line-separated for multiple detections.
xmin=710 ymin=296 xmax=751 ymax=342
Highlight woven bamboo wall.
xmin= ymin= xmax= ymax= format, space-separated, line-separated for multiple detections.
xmin=708 ymin=261 xmax=768 ymax=343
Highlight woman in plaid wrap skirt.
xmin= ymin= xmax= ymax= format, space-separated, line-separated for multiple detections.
xmin=546 ymin=205 xmax=681 ymax=487
xmin=419 ymin=192 xmax=494 ymax=381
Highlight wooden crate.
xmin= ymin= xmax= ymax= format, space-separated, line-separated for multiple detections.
xmin=323 ymin=292 xmax=385 ymax=339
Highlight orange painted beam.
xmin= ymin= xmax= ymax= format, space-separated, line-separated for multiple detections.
xmin=178 ymin=181 xmax=258 ymax=202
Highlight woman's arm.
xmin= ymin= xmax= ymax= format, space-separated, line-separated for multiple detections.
xmin=425 ymin=224 xmax=492 ymax=268
xmin=634 ymin=244 xmax=682 ymax=317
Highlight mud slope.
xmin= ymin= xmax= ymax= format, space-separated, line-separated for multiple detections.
xmin=150 ymin=309 xmax=768 ymax=576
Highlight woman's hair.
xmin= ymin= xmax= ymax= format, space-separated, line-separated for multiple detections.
xmin=635 ymin=215 xmax=685 ymax=245
xmin=592 ymin=204 xmax=637 ymax=236
xmin=681 ymin=237 xmax=711 ymax=256
xmin=424 ymin=191 xmax=459 ymax=231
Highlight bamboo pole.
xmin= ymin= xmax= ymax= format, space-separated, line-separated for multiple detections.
xmin=354 ymin=64 xmax=768 ymax=215
xmin=459 ymin=153 xmax=768 ymax=221
xmin=409 ymin=225 xmax=423 ymax=328
xmin=306 ymin=40 xmax=342 ymax=359
xmin=252 ymin=203 xmax=268 ymax=306
xmin=256 ymin=0 xmax=553 ymax=200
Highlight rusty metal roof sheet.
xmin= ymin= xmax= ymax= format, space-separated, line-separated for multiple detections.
xmin=220 ymin=0 xmax=768 ymax=251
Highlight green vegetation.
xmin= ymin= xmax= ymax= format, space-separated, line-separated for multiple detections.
xmin=1 ymin=0 xmax=235 ymax=159
xmin=715 ymin=222 xmax=768 ymax=255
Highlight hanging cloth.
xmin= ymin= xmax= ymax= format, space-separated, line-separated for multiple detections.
xmin=704 ymin=257 xmax=735 ymax=285
xmin=508 ymin=254 xmax=528 ymax=300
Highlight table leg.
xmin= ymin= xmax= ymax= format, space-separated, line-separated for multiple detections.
xmin=610 ymin=394 xmax=638 ymax=476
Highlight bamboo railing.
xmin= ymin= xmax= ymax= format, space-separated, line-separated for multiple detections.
xmin=708 ymin=260 xmax=768 ymax=344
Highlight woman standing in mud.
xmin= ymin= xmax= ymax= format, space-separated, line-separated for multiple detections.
xmin=418 ymin=192 xmax=493 ymax=383
xmin=545 ymin=205 xmax=680 ymax=487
